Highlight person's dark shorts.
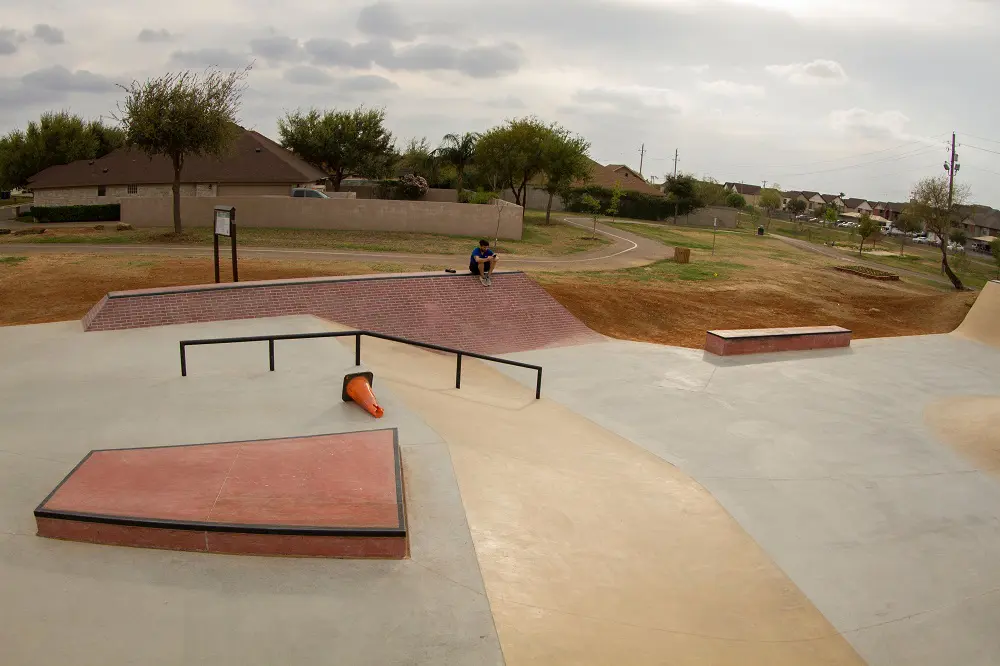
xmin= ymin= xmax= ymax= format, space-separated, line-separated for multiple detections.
xmin=470 ymin=262 xmax=483 ymax=275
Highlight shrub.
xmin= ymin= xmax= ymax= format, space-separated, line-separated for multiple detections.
xmin=564 ymin=185 xmax=678 ymax=221
xmin=32 ymin=204 xmax=120 ymax=223
xmin=398 ymin=174 xmax=429 ymax=200
xmin=464 ymin=189 xmax=499 ymax=205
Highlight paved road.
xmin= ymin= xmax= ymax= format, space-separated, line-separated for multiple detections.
xmin=0 ymin=217 xmax=672 ymax=272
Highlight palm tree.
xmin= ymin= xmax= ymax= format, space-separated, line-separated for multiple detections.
xmin=436 ymin=132 xmax=479 ymax=196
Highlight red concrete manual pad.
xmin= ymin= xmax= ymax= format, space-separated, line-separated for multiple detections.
xmin=34 ymin=430 xmax=406 ymax=558
xmin=705 ymin=326 xmax=852 ymax=356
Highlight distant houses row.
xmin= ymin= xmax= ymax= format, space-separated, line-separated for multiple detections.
xmin=723 ymin=183 xmax=906 ymax=222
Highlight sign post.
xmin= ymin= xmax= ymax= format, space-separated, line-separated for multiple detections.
xmin=712 ymin=217 xmax=718 ymax=256
xmin=213 ymin=206 xmax=238 ymax=283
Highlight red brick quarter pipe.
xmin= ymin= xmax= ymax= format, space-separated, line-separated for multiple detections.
xmin=82 ymin=271 xmax=601 ymax=355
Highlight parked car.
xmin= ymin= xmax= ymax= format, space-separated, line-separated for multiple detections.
xmin=291 ymin=188 xmax=329 ymax=199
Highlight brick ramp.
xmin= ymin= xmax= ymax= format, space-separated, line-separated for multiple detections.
xmin=83 ymin=270 xmax=600 ymax=354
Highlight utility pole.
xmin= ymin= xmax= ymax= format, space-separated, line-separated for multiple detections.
xmin=639 ymin=143 xmax=646 ymax=177
xmin=945 ymin=131 xmax=960 ymax=209
xmin=762 ymin=180 xmax=768 ymax=190
xmin=672 ymin=149 xmax=679 ymax=177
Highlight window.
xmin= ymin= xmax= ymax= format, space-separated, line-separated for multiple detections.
xmin=292 ymin=189 xmax=304 ymax=197
xmin=97 ymin=185 xmax=106 ymax=197
xmin=127 ymin=184 xmax=138 ymax=195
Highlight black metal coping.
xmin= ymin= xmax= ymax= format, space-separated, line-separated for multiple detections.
xmin=707 ymin=327 xmax=852 ymax=341
xmin=34 ymin=429 xmax=406 ymax=539
xmin=107 ymin=269 xmax=526 ymax=299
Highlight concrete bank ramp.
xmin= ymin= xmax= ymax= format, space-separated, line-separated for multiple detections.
xmin=954 ymin=280 xmax=1000 ymax=348
xmin=350 ymin=334 xmax=865 ymax=666
xmin=82 ymin=270 xmax=601 ymax=354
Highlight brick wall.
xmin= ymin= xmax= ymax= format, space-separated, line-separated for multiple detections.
xmin=35 ymin=183 xmax=219 ymax=207
xmin=83 ymin=271 xmax=601 ymax=355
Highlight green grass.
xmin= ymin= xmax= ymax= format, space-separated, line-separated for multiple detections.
xmin=564 ymin=259 xmax=748 ymax=284
xmin=606 ymin=222 xmax=714 ymax=250
xmin=0 ymin=220 xmax=610 ymax=258
xmin=0 ymin=256 xmax=27 ymax=266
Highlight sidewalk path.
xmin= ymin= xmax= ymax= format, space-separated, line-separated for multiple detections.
xmin=0 ymin=217 xmax=672 ymax=273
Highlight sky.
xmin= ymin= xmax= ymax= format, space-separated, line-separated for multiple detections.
xmin=2 ymin=0 xmax=999 ymax=206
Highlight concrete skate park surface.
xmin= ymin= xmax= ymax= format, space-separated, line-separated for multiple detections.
xmin=1 ymin=278 xmax=999 ymax=665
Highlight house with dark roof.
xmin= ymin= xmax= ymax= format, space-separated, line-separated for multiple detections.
xmin=870 ymin=201 xmax=906 ymax=223
xmin=504 ymin=159 xmax=663 ymax=209
xmin=27 ymin=128 xmax=328 ymax=207
xmin=842 ymin=198 xmax=872 ymax=215
xmin=723 ymin=182 xmax=762 ymax=206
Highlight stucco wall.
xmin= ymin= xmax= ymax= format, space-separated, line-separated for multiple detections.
xmin=502 ymin=186 xmax=563 ymax=212
xmin=120 ymin=196 xmax=524 ymax=239
xmin=217 ymin=184 xmax=291 ymax=197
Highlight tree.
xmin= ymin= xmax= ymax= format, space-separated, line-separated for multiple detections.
xmin=664 ymin=174 xmax=703 ymax=221
xmin=894 ymin=207 xmax=922 ymax=256
xmin=949 ymin=228 xmax=968 ymax=248
xmin=399 ymin=137 xmax=438 ymax=182
xmin=117 ymin=67 xmax=249 ymax=234
xmin=436 ymin=132 xmax=478 ymax=196
xmin=857 ymin=213 xmax=879 ymax=255
xmin=0 ymin=112 xmax=124 ymax=190
xmin=908 ymin=176 xmax=969 ymax=290
xmin=475 ymin=117 xmax=550 ymax=210
xmin=694 ymin=177 xmax=728 ymax=206
xmin=726 ymin=191 xmax=746 ymax=209
xmin=607 ymin=181 xmax=623 ymax=222
xmin=759 ymin=188 xmax=782 ymax=227
xmin=581 ymin=193 xmax=602 ymax=240
xmin=823 ymin=206 xmax=839 ymax=227
xmin=538 ymin=127 xmax=591 ymax=224
xmin=788 ymin=198 xmax=807 ymax=216
xmin=278 ymin=106 xmax=395 ymax=193
xmin=744 ymin=205 xmax=761 ymax=228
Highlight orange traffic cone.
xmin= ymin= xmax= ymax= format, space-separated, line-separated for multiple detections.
xmin=341 ymin=372 xmax=384 ymax=418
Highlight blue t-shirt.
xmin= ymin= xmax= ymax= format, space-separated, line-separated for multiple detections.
xmin=471 ymin=247 xmax=495 ymax=263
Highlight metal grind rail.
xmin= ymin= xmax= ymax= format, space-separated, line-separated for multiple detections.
xmin=179 ymin=330 xmax=544 ymax=399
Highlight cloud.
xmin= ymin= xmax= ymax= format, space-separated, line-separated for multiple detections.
xmin=829 ymin=108 xmax=910 ymax=139
xmin=305 ymin=38 xmax=522 ymax=78
xmin=487 ymin=95 xmax=525 ymax=109
xmin=20 ymin=65 xmax=113 ymax=93
xmin=698 ymin=80 xmax=765 ymax=98
xmin=766 ymin=59 xmax=848 ymax=85
xmin=0 ymin=28 xmax=25 ymax=55
xmin=341 ymin=74 xmax=398 ymax=92
xmin=170 ymin=48 xmax=249 ymax=68
xmin=138 ymin=28 xmax=172 ymax=43
xmin=283 ymin=65 xmax=333 ymax=85
xmin=570 ymin=85 xmax=683 ymax=115
xmin=305 ymin=38 xmax=386 ymax=68
xmin=250 ymin=34 xmax=303 ymax=62
xmin=357 ymin=1 xmax=415 ymax=41
xmin=33 ymin=24 xmax=65 ymax=45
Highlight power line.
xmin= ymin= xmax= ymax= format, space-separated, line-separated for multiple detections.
xmin=964 ymin=144 xmax=1000 ymax=157
xmin=959 ymin=132 xmax=1000 ymax=145
xmin=964 ymin=164 xmax=1000 ymax=177
xmin=770 ymin=146 xmax=940 ymax=178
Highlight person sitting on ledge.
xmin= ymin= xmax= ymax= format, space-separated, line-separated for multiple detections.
xmin=470 ymin=239 xmax=499 ymax=286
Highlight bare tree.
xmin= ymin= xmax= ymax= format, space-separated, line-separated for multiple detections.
xmin=116 ymin=66 xmax=250 ymax=234
xmin=908 ymin=176 xmax=969 ymax=290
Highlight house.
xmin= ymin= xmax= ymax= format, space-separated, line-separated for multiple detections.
xmin=782 ymin=191 xmax=810 ymax=211
xmin=503 ymin=159 xmax=663 ymax=209
xmin=27 ymin=128 xmax=328 ymax=206
xmin=842 ymin=198 xmax=872 ymax=215
xmin=959 ymin=205 xmax=1000 ymax=252
xmin=723 ymin=183 xmax=762 ymax=207
xmin=798 ymin=191 xmax=827 ymax=212
xmin=871 ymin=201 xmax=906 ymax=223
xmin=821 ymin=194 xmax=846 ymax=211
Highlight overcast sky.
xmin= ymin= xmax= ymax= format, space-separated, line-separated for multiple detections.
xmin=2 ymin=0 xmax=999 ymax=205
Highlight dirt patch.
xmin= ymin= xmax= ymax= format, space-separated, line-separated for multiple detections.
xmin=0 ymin=254 xmax=412 ymax=327
xmin=540 ymin=267 xmax=972 ymax=349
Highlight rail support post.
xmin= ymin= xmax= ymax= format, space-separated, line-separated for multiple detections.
xmin=355 ymin=334 xmax=361 ymax=366
xmin=535 ymin=368 xmax=542 ymax=400
xmin=268 ymin=339 xmax=275 ymax=372
xmin=456 ymin=353 xmax=462 ymax=389
xmin=180 ymin=343 xmax=187 ymax=377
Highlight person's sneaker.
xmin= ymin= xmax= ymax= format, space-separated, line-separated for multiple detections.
xmin=486 ymin=275 xmax=492 ymax=286
xmin=479 ymin=275 xmax=488 ymax=286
